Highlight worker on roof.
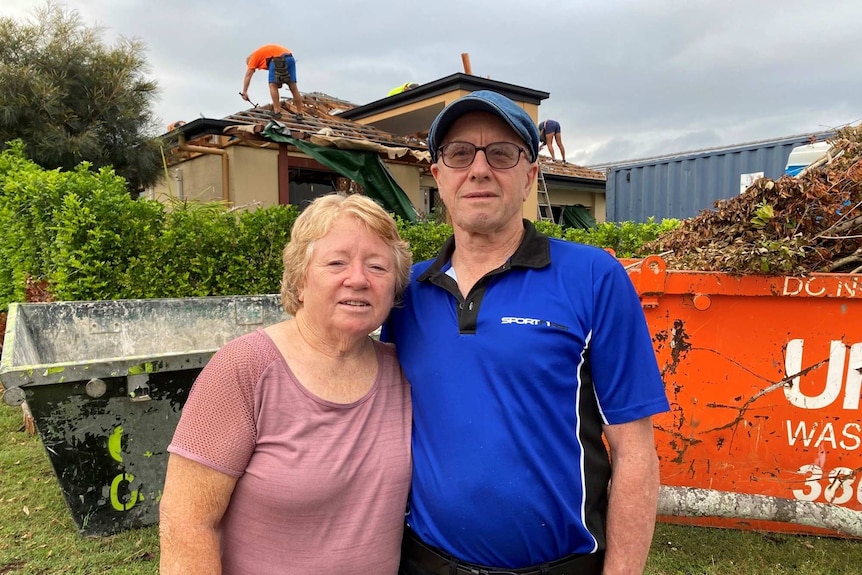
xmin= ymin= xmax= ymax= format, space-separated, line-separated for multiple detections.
xmin=539 ymin=119 xmax=567 ymax=163
xmin=388 ymin=82 xmax=419 ymax=97
xmin=242 ymin=44 xmax=305 ymax=120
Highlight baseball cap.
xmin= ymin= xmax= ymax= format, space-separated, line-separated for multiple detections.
xmin=427 ymin=90 xmax=540 ymax=163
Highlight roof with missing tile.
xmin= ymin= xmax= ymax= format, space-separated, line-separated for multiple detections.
xmin=223 ymin=92 xmax=426 ymax=149
xmin=539 ymin=157 xmax=606 ymax=181
xmin=168 ymin=92 xmax=605 ymax=182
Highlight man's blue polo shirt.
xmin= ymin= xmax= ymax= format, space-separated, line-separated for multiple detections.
xmin=383 ymin=221 xmax=669 ymax=568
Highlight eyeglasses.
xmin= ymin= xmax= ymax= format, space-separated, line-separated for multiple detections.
xmin=437 ymin=141 xmax=526 ymax=169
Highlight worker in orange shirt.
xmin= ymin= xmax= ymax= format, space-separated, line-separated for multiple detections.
xmin=242 ymin=44 xmax=305 ymax=120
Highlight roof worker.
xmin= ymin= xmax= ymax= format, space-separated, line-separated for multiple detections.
xmin=539 ymin=119 xmax=566 ymax=162
xmin=242 ymin=44 xmax=305 ymax=120
xmin=388 ymin=82 xmax=419 ymax=97
xmin=159 ymin=193 xmax=414 ymax=574
xmin=383 ymin=90 xmax=670 ymax=575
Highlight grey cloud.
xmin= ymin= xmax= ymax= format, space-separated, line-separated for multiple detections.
xmin=6 ymin=0 xmax=859 ymax=165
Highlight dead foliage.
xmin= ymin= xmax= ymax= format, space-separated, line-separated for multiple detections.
xmin=0 ymin=277 xmax=54 ymax=355
xmin=4 ymin=277 xmax=53 ymax=433
xmin=646 ymin=126 xmax=862 ymax=275
xmin=24 ymin=276 xmax=53 ymax=303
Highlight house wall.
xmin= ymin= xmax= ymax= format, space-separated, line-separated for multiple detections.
xmin=357 ymin=93 xmax=452 ymax=131
xmin=386 ymin=162 xmax=423 ymax=215
xmin=151 ymin=145 xmax=429 ymax=216
xmin=547 ymin=187 xmax=606 ymax=223
xmin=149 ymin=154 xmax=224 ymax=203
xmin=521 ymin=102 xmax=540 ymax=222
xmin=148 ymin=173 xmax=172 ymax=201
xmin=419 ymin=173 xmax=438 ymax=218
xmin=148 ymin=147 xmax=278 ymax=207
xmin=231 ymin=146 xmax=278 ymax=207
xmin=595 ymin=194 xmax=606 ymax=223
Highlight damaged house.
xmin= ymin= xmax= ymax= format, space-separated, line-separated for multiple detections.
xmin=150 ymin=74 xmax=606 ymax=226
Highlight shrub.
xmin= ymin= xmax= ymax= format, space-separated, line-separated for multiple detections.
xmin=0 ymin=142 xmax=299 ymax=308
xmin=0 ymin=142 xmax=681 ymax=309
xmin=396 ymin=216 xmax=453 ymax=263
xmin=565 ymin=218 xmax=681 ymax=258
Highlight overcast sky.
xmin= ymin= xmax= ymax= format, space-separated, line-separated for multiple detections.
xmin=5 ymin=0 xmax=860 ymax=166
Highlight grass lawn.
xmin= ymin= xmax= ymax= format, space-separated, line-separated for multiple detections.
xmin=2 ymin=402 xmax=861 ymax=574
xmin=1 ymin=403 xmax=159 ymax=575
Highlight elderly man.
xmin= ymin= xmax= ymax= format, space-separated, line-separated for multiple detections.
xmin=384 ymin=90 xmax=670 ymax=575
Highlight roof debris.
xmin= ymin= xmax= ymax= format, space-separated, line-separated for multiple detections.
xmin=178 ymin=92 xmax=604 ymax=179
xmin=539 ymin=157 xmax=605 ymax=181
xmin=222 ymin=93 xmax=425 ymax=150
xmin=646 ymin=126 xmax=862 ymax=275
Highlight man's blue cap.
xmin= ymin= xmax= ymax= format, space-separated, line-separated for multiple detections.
xmin=427 ymin=90 xmax=540 ymax=164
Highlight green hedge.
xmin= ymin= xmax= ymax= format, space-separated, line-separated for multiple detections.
xmin=398 ymin=218 xmax=681 ymax=263
xmin=536 ymin=218 xmax=681 ymax=258
xmin=0 ymin=141 xmax=680 ymax=310
xmin=0 ymin=141 xmax=296 ymax=311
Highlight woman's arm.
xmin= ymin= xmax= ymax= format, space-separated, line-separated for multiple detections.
xmin=159 ymin=453 xmax=238 ymax=575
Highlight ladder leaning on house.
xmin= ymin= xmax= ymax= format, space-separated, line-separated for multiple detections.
xmin=537 ymin=168 xmax=554 ymax=222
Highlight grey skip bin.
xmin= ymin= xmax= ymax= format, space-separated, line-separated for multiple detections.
xmin=0 ymin=295 xmax=287 ymax=536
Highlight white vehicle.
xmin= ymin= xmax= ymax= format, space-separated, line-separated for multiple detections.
xmin=784 ymin=141 xmax=832 ymax=176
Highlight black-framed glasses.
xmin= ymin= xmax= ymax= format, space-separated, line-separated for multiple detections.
xmin=437 ymin=141 xmax=526 ymax=169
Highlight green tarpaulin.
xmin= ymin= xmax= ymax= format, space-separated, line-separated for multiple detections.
xmin=262 ymin=124 xmax=417 ymax=222
xmin=560 ymin=205 xmax=596 ymax=229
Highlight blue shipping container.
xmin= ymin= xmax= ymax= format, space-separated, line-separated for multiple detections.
xmin=600 ymin=132 xmax=833 ymax=223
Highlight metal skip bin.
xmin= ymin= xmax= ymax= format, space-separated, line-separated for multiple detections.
xmin=627 ymin=256 xmax=862 ymax=537
xmin=0 ymin=295 xmax=286 ymax=536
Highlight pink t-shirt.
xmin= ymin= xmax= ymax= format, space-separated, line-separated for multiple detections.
xmin=168 ymin=329 xmax=412 ymax=575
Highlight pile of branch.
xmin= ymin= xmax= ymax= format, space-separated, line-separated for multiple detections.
xmin=646 ymin=126 xmax=862 ymax=275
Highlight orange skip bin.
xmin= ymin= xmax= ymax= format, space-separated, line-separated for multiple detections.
xmin=626 ymin=255 xmax=862 ymax=537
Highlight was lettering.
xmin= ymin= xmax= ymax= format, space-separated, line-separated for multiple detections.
xmin=786 ymin=420 xmax=862 ymax=451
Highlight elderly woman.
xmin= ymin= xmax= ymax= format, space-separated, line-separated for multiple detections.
xmin=159 ymin=194 xmax=413 ymax=575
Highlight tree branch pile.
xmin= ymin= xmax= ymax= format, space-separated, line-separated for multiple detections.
xmin=646 ymin=126 xmax=862 ymax=275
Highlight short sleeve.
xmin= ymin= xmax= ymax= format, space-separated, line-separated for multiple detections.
xmin=168 ymin=332 xmax=277 ymax=476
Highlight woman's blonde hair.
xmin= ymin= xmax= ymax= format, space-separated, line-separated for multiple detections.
xmin=280 ymin=194 xmax=412 ymax=315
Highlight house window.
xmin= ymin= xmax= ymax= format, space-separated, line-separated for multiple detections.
xmin=429 ymin=188 xmax=447 ymax=222
xmin=552 ymin=205 xmax=562 ymax=223
xmin=288 ymin=168 xmax=340 ymax=209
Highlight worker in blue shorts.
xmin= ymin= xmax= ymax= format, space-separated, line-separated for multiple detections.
xmin=384 ymin=90 xmax=670 ymax=575
xmin=539 ymin=119 xmax=566 ymax=162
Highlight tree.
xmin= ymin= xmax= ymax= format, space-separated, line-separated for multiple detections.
xmin=0 ymin=1 xmax=163 ymax=193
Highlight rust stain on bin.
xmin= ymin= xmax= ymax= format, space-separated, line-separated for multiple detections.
xmin=626 ymin=257 xmax=862 ymax=537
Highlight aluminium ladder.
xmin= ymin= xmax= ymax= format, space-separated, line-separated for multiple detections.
xmin=537 ymin=168 xmax=554 ymax=222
